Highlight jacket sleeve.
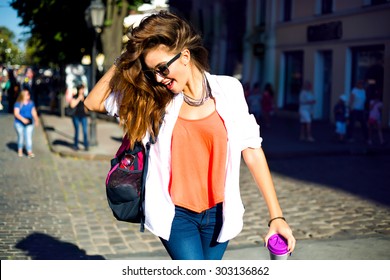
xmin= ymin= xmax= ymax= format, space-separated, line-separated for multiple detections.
xmin=104 ymin=92 xmax=120 ymax=117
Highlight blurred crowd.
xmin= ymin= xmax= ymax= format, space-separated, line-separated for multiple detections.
xmin=243 ymin=80 xmax=385 ymax=146
xmin=0 ymin=64 xmax=63 ymax=114
xmin=1 ymin=65 xmax=385 ymax=148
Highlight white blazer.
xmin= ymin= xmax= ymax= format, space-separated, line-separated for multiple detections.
xmin=105 ymin=73 xmax=262 ymax=243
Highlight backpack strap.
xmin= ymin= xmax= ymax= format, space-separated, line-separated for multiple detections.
xmin=115 ymin=135 xmax=130 ymax=158
xmin=110 ymin=135 xmax=130 ymax=168
xmin=139 ymin=140 xmax=151 ymax=232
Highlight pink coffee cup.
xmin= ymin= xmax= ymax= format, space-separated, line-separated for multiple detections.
xmin=267 ymin=234 xmax=289 ymax=260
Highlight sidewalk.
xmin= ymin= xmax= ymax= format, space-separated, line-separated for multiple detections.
xmin=1 ymin=104 xmax=389 ymax=261
xmin=40 ymin=108 xmax=390 ymax=161
xmin=260 ymin=115 xmax=390 ymax=158
xmin=40 ymin=109 xmax=123 ymax=161
xmin=38 ymin=109 xmax=390 ymax=261
xmin=122 ymin=235 xmax=390 ymax=260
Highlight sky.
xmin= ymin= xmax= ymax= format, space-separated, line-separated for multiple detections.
xmin=0 ymin=0 xmax=29 ymax=50
xmin=0 ymin=0 xmax=168 ymax=51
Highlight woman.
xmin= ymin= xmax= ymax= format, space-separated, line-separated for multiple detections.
xmin=69 ymin=84 xmax=89 ymax=151
xmin=247 ymin=82 xmax=262 ymax=124
xmin=299 ymin=81 xmax=316 ymax=142
xmin=367 ymin=91 xmax=385 ymax=145
xmin=261 ymin=83 xmax=275 ymax=127
xmin=13 ymin=88 xmax=39 ymax=158
xmin=85 ymin=11 xmax=295 ymax=260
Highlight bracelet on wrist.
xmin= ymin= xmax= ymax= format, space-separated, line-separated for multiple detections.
xmin=268 ymin=216 xmax=286 ymax=227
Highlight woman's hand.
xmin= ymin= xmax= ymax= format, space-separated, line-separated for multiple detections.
xmin=34 ymin=118 xmax=40 ymax=127
xmin=22 ymin=117 xmax=30 ymax=125
xmin=32 ymin=107 xmax=39 ymax=126
xmin=78 ymin=92 xmax=85 ymax=101
xmin=264 ymin=218 xmax=296 ymax=253
xmin=242 ymin=147 xmax=296 ymax=253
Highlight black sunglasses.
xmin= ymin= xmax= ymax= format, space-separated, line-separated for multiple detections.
xmin=144 ymin=52 xmax=181 ymax=81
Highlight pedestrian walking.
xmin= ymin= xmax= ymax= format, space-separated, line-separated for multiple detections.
xmin=6 ymin=68 xmax=20 ymax=114
xmin=347 ymin=80 xmax=368 ymax=142
xmin=13 ymin=88 xmax=40 ymax=158
xmin=85 ymin=11 xmax=295 ymax=260
xmin=68 ymin=84 xmax=89 ymax=151
xmin=247 ymin=82 xmax=262 ymax=123
xmin=243 ymin=82 xmax=251 ymax=101
xmin=299 ymin=81 xmax=316 ymax=141
xmin=22 ymin=68 xmax=38 ymax=108
xmin=0 ymin=65 xmax=7 ymax=111
xmin=367 ymin=91 xmax=385 ymax=145
xmin=261 ymin=83 xmax=275 ymax=128
xmin=334 ymin=94 xmax=348 ymax=142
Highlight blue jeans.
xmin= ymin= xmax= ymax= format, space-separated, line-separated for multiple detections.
xmin=160 ymin=203 xmax=228 ymax=260
xmin=72 ymin=116 xmax=88 ymax=149
xmin=14 ymin=122 xmax=34 ymax=152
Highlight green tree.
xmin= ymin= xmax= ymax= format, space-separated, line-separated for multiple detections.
xmin=0 ymin=26 xmax=24 ymax=65
xmin=11 ymin=0 xmax=94 ymax=67
xmin=101 ymin=0 xmax=142 ymax=71
xmin=10 ymin=0 xmax=144 ymax=71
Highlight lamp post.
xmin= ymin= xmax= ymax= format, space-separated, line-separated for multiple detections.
xmin=85 ymin=0 xmax=105 ymax=147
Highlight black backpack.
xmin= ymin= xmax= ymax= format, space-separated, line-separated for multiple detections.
xmin=105 ymin=136 xmax=152 ymax=232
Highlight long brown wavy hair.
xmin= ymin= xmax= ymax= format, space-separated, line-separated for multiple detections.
xmin=109 ymin=10 xmax=209 ymax=148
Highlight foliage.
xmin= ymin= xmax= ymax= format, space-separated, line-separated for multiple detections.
xmin=10 ymin=0 xmax=143 ymax=70
xmin=11 ymin=0 xmax=95 ymax=67
xmin=0 ymin=26 xmax=24 ymax=65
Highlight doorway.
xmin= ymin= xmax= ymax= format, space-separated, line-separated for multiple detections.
xmin=315 ymin=50 xmax=333 ymax=120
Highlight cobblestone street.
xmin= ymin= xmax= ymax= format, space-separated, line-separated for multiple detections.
xmin=1 ymin=111 xmax=389 ymax=260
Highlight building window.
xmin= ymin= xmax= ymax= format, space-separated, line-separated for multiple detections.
xmin=370 ymin=0 xmax=390 ymax=6
xmin=351 ymin=45 xmax=384 ymax=101
xmin=316 ymin=50 xmax=333 ymax=119
xmin=259 ymin=0 xmax=266 ymax=26
xmin=283 ymin=51 xmax=303 ymax=111
xmin=282 ymin=0 xmax=292 ymax=22
xmin=321 ymin=0 xmax=333 ymax=14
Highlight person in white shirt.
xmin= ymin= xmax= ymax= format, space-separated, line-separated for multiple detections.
xmin=347 ymin=80 xmax=368 ymax=142
xmin=299 ymin=81 xmax=316 ymax=141
xmin=84 ymin=11 xmax=295 ymax=260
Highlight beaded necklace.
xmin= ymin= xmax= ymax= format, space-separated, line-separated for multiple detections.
xmin=182 ymin=75 xmax=211 ymax=106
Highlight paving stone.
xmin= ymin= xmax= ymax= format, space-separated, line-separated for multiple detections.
xmin=1 ymin=112 xmax=390 ymax=260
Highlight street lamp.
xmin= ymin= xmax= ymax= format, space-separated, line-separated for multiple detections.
xmin=85 ymin=0 xmax=105 ymax=147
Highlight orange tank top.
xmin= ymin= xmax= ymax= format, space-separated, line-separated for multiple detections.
xmin=169 ymin=110 xmax=227 ymax=213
